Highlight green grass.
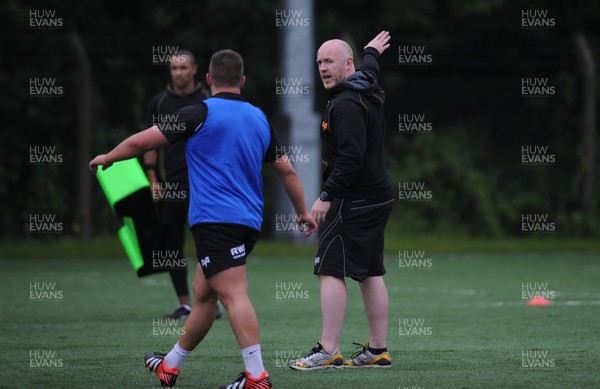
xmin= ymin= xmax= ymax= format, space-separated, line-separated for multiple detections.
xmin=2 ymin=250 xmax=600 ymax=388
xmin=2 ymin=233 xmax=600 ymax=260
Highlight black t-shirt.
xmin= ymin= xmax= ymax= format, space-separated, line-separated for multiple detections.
xmin=145 ymin=84 xmax=210 ymax=183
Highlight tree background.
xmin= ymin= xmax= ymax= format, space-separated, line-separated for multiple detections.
xmin=1 ymin=0 xmax=599 ymax=240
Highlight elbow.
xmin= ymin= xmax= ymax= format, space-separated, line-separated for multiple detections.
xmin=129 ymin=131 xmax=156 ymax=154
xmin=277 ymin=162 xmax=298 ymax=182
xmin=281 ymin=166 xmax=298 ymax=181
xmin=274 ymin=156 xmax=298 ymax=178
xmin=129 ymin=138 xmax=146 ymax=154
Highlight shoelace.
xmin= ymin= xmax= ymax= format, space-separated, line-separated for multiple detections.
xmin=302 ymin=344 xmax=323 ymax=359
xmin=349 ymin=342 xmax=367 ymax=360
xmin=229 ymin=371 xmax=247 ymax=384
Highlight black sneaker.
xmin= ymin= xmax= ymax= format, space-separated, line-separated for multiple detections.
xmin=163 ymin=305 xmax=191 ymax=320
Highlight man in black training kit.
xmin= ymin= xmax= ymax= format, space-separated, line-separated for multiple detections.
xmin=143 ymin=49 xmax=220 ymax=320
xmin=290 ymin=31 xmax=395 ymax=370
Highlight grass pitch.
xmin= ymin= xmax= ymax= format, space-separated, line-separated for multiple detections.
xmin=2 ymin=248 xmax=600 ymax=388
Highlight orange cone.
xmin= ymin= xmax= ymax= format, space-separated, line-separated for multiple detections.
xmin=528 ymin=296 xmax=551 ymax=306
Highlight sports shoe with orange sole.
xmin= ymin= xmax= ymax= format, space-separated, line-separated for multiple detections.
xmin=144 ymin=352 xmax=180 ymax=387
xmin=220 ymin=370 xmax=272 ymax=389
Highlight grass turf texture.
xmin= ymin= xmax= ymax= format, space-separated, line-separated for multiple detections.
xmin=3 ymin=235 xmax=600 ymax=259
xmin=2 ymin=251 xmax=600 ymax=388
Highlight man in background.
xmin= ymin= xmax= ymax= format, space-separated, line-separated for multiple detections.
xmin=143 ymin=49 xmax=220 ymax=319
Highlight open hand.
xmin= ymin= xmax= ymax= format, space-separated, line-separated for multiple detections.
xmin=365 ymin=30 xmax=391 ymax=54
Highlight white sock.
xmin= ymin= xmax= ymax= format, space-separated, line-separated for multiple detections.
xmin=164 ymin=342 xmax=191 ymax=368
xmin=241 ymin=344 xmax=264 ymax=377
xmin=182 ymin=304 xmax=192 ymax=311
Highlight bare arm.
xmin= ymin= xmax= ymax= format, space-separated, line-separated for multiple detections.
xmin=268 ymin=155 xmax=317 ymax=236
xmin=142 ymin=150 xmax=160 ymax=178
xmin=142 ymin=149 xmax=160 ymax=197
xmin=143 ymin=98 xmax=160 ymax=183
xmin=89 ymin=125 xmax=169 ymax=173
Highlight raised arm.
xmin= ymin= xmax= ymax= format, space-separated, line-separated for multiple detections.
xmin=360 ymin=30 xmax=391 ymax=81
xmin=365 ymin=30 xmax=391 ymax=54
xmin=268 ymin=155 xmax=318 ymax=237
xmin=89 ymin=126 xmax=169 ymax=173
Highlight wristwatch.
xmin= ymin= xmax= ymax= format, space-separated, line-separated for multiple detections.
xmin=319 ymin=191 xmax=329 ymax=201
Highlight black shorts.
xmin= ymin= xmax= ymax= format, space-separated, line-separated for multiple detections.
xmin=191 ymin=223 xmax=259 ymax=279
xmin=314 ymin=198 xmax=393 ymax=282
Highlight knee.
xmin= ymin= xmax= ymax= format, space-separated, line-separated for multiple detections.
xmin=194 ymin=288 xmax=218 ymax=305
xmin=215 ymin=290 xmax=247 ymax=310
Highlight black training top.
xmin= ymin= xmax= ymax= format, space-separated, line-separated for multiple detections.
xmin=145 ymin=83 xmax=210 ymax=183
xmin=319 ymin=47 xmax=394 ymax=202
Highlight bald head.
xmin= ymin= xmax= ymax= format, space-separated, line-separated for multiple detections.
xmin=319 ymin=39 xmax=353 ymax=59
xmin=316 ymin=39 xmax=355 ymax=89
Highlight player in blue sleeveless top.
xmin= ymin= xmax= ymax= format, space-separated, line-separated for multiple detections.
xmin=90 ymin=49 xmax=317 ymax=389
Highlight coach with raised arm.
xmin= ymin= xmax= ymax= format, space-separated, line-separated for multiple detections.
xmin=290 ymin=31 xmax=395 ymax=370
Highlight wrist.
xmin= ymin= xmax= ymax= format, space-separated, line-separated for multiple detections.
xmin=319 ymin=188 xmax=336 ymax=202
xmin=103 ymin=153 xmax=114 ymax=166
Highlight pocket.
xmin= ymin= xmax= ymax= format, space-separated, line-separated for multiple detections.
xmin=345 ymin=199 xmax=393 ymax=226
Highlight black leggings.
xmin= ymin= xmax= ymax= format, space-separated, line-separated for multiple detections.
xmin=158 ymin=199 xmax=189 ymax=298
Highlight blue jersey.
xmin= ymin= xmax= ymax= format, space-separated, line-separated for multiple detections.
xmin=158 ymin=92 xmax=280 ymax=230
